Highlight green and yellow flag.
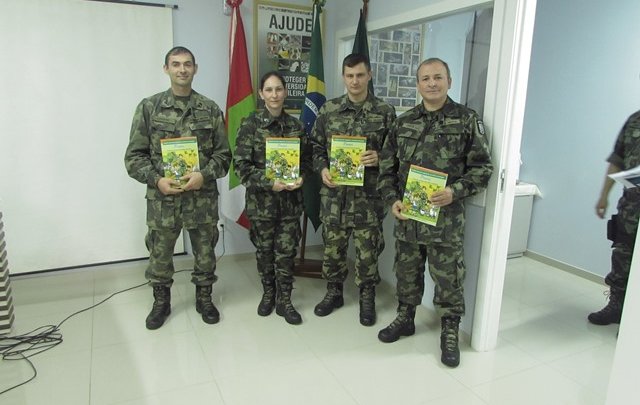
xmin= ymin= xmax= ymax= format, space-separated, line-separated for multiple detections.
xmin=299 ymin=0 xmax=326 ymax=231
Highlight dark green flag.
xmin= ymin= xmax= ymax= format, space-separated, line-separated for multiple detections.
xmin=352 ymin=8 xmax=374 ymax=95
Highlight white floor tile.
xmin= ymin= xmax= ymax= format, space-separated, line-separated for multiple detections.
xmin=420 ymin=388 xmax=489 ymax=405
xmin=216 ymin=358 xmax=357 ymax=405
xmin=8 ymin=307 xmax=93 ymax=357
xmin=195 ymin=315 xmax=316 ymax=380
xmin=538 ymin=293 xmax=620 ymax=345
xmin=499 ymin=308 xmax=604 ymax=363
xmin=291 ymin=304 xmax=385 ymax=357
xmin=91 ymin=289 xmax=194 ymax=348
xmin=320 ymin=341 xmax=468 ymax=405
xmin=2 ymin=254 xmax=617 ymax=405
xmin=472 ymin=364 xmax=605 ymax=405
xmin=115 ymin=381 xmax=225 ymax=405
xmin=444 ymin=337 xmax=541 ymax=387
xmin=0 ymin=349 xmax=92 ymax=405
xmin=90 ymin=331 xmax=213 ymax=405
xmin=548 ymin=343 xmax=616 ymax=398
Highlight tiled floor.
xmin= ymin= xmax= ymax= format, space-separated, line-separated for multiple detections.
xmin=1 ymin=254 xmax=618 ymax=404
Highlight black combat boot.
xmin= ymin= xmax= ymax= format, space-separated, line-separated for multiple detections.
xmin=195 ymin=285 xmax=220 ymax=324
xmin=359 ymin=284 xmax=376 ymax=326
xmin=314 ymin=282 xmax=344 ymax=316
xmin=441 ymin=316 xmax=461 ymax=368
xmin=146 ymin=285 xmax=171 ymax=330
xmin=588 ymin=290 xmax=624 ymax=325
xmin=257 ymin=280 xmax=276 ymax=316
xmin=275 ymin=283 xmax=302 ymax=325
xmin=378 ymin=302 xmax=416 ymax=343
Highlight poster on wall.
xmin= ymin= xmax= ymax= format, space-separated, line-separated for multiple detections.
xmin=369 ymin=24 xmax=423 ymax=111
xmin=254 ymin=0 xmax=314 ymax=112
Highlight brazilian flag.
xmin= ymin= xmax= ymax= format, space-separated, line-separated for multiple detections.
xmin=300 ymin=0 xmax=326 ymax=231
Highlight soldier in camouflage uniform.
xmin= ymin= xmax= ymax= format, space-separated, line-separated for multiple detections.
xmin=377 ymin=58 xmax=492 ymax=368
xmin=234 ymin=71 xmax=307 ymax=325
xmin=589 ymin=110 xmax=640 ymax=326
xmin=124 ymin=47 xmax=231 ymax=330
xmin=310 ymin=54 xmax=396 ymax=326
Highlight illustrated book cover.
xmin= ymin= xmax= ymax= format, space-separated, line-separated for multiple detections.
xmin=265 ymin=137 xmax=301 ymax=185
xmin=402 ymin=165 xmax=448 ymax=226
xmin=160 ymin=137 xmax=200 ymax=187
xmin=329 ymin=135 xmax=367 ymax=186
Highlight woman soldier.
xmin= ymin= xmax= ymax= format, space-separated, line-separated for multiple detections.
xmin=233 ymin=71 xmax=308 ymax=324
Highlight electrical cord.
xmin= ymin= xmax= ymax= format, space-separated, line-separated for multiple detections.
xmin=0 ymin=224 xmax=227 ymax=396
xmin=0 ymin=279 xmax=149 ymax=395
xmin=218 ymin=222 xmax=226 ymax=260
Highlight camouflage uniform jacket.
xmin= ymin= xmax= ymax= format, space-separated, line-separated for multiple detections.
xmin=310 ymin=92 xmax=396 ymax=225
xmin=124 ymin=89 xmax=231 ymax=228
xmin=234 ymin=109 xmax=307 ymax=220
xmin=378 ymin=97 xmax=492 ymax=243
xmin=608 ymin=110 xmax=640 ymax=232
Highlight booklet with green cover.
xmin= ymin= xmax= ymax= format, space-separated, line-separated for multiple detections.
xmin=402 ymin=165 xmax=448 ymax=226
xmin=265 ymin=137 xmax=301 ymax=185
xmin=160 ymin=137 xmax=200 ymax=187
xmin=329 ymin=135 xmax=367 ymax=186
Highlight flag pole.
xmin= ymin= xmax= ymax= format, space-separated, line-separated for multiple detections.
xmin=294 ymin=213 xmax=323 ymax=278
xmin=294 ymin=0 xmax=326 ymax=278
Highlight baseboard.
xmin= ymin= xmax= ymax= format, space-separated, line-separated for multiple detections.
xmin=523 ymin=250 xmax=606 ymax=285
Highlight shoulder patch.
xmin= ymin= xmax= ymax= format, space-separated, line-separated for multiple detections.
xmin=477 ymin=119 xmax=485 ymax=135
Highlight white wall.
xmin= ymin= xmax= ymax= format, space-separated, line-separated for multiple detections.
xmin=520 ymin=0 xmax=640 ymax=277
xmin=0 ymin=0 xmax=174 ymax=273
xmin=606 ymin=230 xmax=640 ymax=404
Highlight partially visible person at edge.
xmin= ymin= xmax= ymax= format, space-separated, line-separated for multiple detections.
xmin=233 ymin=71 xmax=309 ymax=325
xmin=310 ymin=53 xmax=396 ymax=327
xmin=376 ymin=58 xmax=492 ymax=367
xmin=589 ymin=110 xmax=640 ymax=326
xmin=124 ymin=46 xmax=231 ymax=330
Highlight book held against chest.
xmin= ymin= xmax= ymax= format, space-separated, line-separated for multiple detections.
xmin=160 ymin=137 xmax=200 ymax=187
xmin=402 ymin=165 xmax=448 ymax=226
xmin=265 ymin=137 xmax=301 ymax=185
xmin=329 ymin=135 xmax=367 ymax=186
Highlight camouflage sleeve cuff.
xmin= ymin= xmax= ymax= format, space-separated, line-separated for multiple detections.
xmin=383 ymin=192 xmax=400 ymax=207
xmin=313 ymin=160 xmax=328 ymax=174
xmin=449 ymin=182 xmax=466 ymax=200
xmin=199 ymin=171 xmax=214 ymax=185
xmin=148 ymin=173 xmax=162 ymax=188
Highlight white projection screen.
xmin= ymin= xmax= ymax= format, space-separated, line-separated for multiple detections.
xmin=0 ymin=0 xmax=176 ymax=274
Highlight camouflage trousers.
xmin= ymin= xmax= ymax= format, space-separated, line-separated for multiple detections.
xmin=321 ymin=223 xmax=382 ymax=287
xmin=606 ymin=199 xmax=639 ymax=296
xmin=393 ymin=239 xmax=465 ymax=317
xmin=144 ymin=224 xmax=219 ymax=287
xmin=249 ymin=218 xmax=301 ymax=285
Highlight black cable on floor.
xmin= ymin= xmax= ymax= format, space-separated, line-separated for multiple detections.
xmin=0 ymin=279 xmax=149 ymax=395
xmin=0 ymin=224 xmax=227 ymax=396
